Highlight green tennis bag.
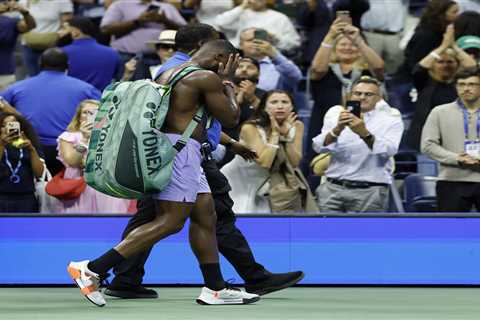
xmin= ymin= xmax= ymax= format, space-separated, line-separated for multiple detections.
xmin=84 ymin=65 xmax=204 ymax=199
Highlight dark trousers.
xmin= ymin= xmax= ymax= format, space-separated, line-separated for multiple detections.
xmin=41 ymin=144 xmax=64 ymax=176
xmin=111 ymin=159 xmax=270 ymax=287
xmin=436 ymin=181 xmax=480 ymax=212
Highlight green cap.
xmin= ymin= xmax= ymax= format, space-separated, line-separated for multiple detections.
xmin=456 ymin=35 xmax=480 ymax=50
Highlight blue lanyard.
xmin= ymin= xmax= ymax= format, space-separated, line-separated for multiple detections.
xmin=457 ymin=99 xmax=480 ymax=140
xmin=4 ymin=148 xmax=23 ymax=184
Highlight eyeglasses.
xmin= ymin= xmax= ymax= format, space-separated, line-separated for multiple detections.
xmin=351 ymin=91 xmax=378 ymax=98
xmin=456 ymin=82 xmax=480 ymax=89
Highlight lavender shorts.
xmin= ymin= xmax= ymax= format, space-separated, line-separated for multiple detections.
xmin=152 ymin=134 xmax=210 ymax=203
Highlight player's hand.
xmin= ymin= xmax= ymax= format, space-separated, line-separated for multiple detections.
xmin=137 ymin=10 xmax=159 ymax=24
xmin=231 ymin=141 xmax=258 ymax=161
xmin=218 ymin=53 xmax=240 ymax=82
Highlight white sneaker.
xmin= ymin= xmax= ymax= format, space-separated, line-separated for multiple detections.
xmin=67 ymin=260 xmax=106 ymax=307
xmin=196 ymin=287 xmax=260 ymax=305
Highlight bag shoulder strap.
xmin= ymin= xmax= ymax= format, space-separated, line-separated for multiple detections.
xmin=162 ymin=65 xmax=206 ymax=153
xmin=167 ymin=65 xmax=204 ymax=88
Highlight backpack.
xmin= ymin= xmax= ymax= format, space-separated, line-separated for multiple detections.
xmin=84 ymin=65 xmax=204 ymax=199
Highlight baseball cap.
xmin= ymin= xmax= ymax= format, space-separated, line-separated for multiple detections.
xmin=456 ymin=35 xmax=480 ymax=50
xmin=147 ymin=30 xmax=177 ymax=48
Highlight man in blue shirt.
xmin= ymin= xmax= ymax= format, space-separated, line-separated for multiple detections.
xmin=103 ymin=23 xmax=304 ymax=299
xmin=62 ymin=17 xmax=122 ymax=91
xmin=0 ymin=48 xmax=101 ymax=174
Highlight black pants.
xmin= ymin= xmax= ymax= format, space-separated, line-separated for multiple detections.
xmin=436 ymin=181 xmax=480 ymax=212
xmin=41 ymin=144 xmax=64 ymax=176
xmin=111 ymin=159 xmax=270 ymax=287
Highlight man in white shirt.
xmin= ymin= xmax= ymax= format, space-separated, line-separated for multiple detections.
xmin=312 ymin=76 xmax=404 ymax=212
xmin=215 ymin=0 xmax=300 ymax=51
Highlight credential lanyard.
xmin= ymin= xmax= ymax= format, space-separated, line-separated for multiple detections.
xmin=457 ymin=99 xmax=480 ymax=140
xmin=4 ymin=148 xmax=23 ymax=184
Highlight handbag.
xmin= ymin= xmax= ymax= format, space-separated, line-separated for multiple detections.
xmin=310 ymin=153 xmax=331 ymax=176
xmin=35 ymin=165 xmax=60 ymax=213
xmin=268 ymin=144 xmax=319 ymax=213
xmin=45 ymin=168 xmax=87 ymax=200
xmin=22 ymin=31 xmax=59 ymax=51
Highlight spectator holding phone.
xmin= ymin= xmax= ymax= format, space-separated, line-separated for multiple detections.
xmin=0 ymin=48 xmax=101 ymax=176
xmin=0 ymin=112 xmax=44 ymax=213
xmin=55 ymin=100 xmax=130 ymax=214
xmin=312 ymin=76 xmax=403 ymax=212
xmin=305 ymin=18 xmax=384 ymax=187
xmin=100 ymin=0 xmax=186 ymax=60
xmin=239 ymin=27 xmax=302 ymax=92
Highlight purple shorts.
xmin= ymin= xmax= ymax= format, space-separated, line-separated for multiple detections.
xmin=152 ymin=134 xmax=210 ymax=203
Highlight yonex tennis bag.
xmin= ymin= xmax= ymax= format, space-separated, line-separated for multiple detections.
xmin=84 ymin=65 xmax=204 ymax=199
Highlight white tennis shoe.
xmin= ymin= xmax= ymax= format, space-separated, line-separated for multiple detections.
xmin=196 ymin=286 xmax=260 ymax=305
xmin=67 ymin=260 xmax=106 ymax=307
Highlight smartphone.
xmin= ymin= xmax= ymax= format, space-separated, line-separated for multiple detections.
xmin=6 ymin=121 xmax=20 ymax=137
xmin=346 ymin=100 xmax=361 ymax=117
xmin=147 ymin=4 xmax=160 ymax=12
xmin=254 ymin=29 xmax=269 ymax=41
xmin=336 ymin=10 xmax=352 ymax=24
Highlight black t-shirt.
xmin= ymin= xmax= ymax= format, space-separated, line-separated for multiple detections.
xmin=0 ymin=146 xmax=43 ymax=194
xmin=406 ymin=65 xmax=458 ymax=150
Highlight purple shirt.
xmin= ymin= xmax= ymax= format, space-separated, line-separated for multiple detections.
xmin=100 ymin=0 xmax=186 ymax=54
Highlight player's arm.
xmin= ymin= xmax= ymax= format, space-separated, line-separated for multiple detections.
xmin=195 ymin=71 xmax=240 ymax=128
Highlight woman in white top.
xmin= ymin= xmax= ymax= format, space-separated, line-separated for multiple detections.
xmin=221 ymin=90 xmax=306 ymax=214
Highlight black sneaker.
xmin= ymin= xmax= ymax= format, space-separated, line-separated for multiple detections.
xmin=245 ymin=271 xmax=305 ymax=296
xmin=104 ymin=285 xmax=158 ymax=299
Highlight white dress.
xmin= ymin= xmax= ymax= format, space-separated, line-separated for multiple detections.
xmin=221 ymin=126 xmax=289 ymax=214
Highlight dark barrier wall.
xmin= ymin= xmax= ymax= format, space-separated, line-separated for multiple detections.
xmin=1 ymin=216 xmax=479 ymax=285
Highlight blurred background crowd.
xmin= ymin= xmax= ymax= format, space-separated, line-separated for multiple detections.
xmin=1 ymin=0 xmax=480 ymax=214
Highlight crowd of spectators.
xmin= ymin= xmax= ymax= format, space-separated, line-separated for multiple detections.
xmin=0 ymin=0 xmax=479 ymax=214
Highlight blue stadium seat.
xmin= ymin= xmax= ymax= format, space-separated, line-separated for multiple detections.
xmin=403 ymin=174 xmax=438 ymax=212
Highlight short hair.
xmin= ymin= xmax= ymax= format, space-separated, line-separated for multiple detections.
xmin=39 ymin=48 xmax=68 ymax=72
xmin=201 ymin=39 xmax=238 ymax=56
xmin=68 ymin=17 xmax=97 ymax=38
xmin=175 ymin=23 xmax=218 ymax=52
xmin=455 ymin=69 xmax=480 ymax=83
xmin=240 ymin=56 xmax=260 ymax=71
xmin=352 ymin=75 xmax=381 ymax=89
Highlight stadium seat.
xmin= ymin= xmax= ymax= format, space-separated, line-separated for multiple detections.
xmin=403 ymin=174 xmax=438 ymax=212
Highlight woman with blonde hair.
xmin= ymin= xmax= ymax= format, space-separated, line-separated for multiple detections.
xmin=55 ymin=99 xmax=130 ymax=213
xmin=304 ymin=18 xmax=385 ymax=188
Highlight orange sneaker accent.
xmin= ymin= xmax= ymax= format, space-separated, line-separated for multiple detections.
xmin=81 ymin=284 xmax=98 ymax=295
xmin=67 ymin=266 xmax=81 ymax=279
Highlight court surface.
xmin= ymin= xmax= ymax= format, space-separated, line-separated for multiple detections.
xmin=1 ymin=287 xmax=479 ymax=320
